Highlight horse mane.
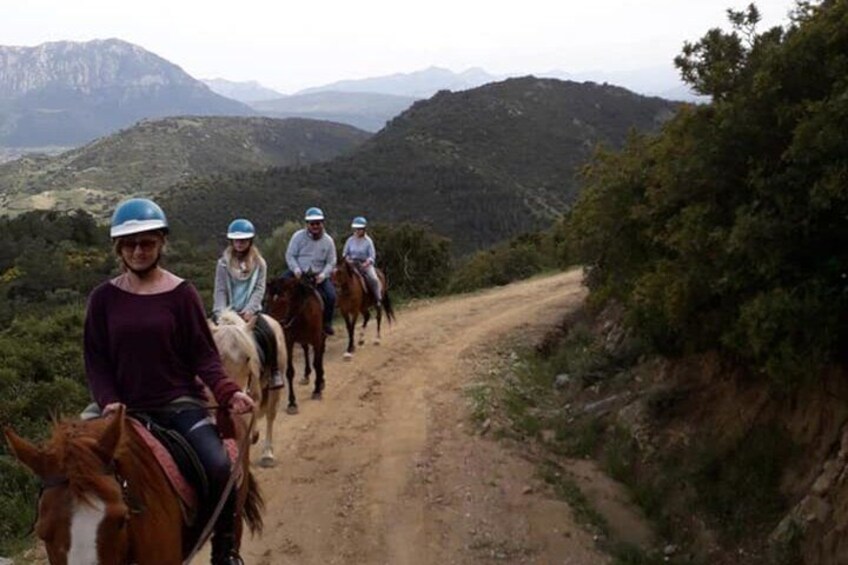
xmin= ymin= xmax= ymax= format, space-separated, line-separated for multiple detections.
xmin=213 ymin=310 xmax=262 ymax=391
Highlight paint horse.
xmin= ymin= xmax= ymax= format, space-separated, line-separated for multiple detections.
xmin=210 ymin=309 xmax=284 ymax=467
xmin=4 ymin=406 xmax=262 ymax=564
xmin=333 ymin=260 xmax=395 ymax=359
xmin=266 ymin=274 xmax=326 ymax=413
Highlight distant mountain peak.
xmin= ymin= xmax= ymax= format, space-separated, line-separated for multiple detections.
xmin=0 ymin=38 xmax=253 ymax=147
xmin=296 ymin=66 xmax=498 ymax=98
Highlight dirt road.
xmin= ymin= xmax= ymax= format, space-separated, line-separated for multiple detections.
xmin=233 ymin=270 xmax=610 ymax=565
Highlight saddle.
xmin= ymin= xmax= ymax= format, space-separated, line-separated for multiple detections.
xmin=80 ymin=404 xmax=242 ymax=527
xmin=252 ymin=314 xmax=278 ymax=371
xmin=349 ymin=262 xmax=373 ymax=298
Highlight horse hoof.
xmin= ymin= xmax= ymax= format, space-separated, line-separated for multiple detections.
xmin=343 ymin=352 xmax=353 ymax=361
xmin=259 ymin=456 xmax=277 ymax=468
xmin=299 ymin=377 xmax=310 ymax=385
xmin=312 ymin=392 xmax=322 ymax=400
xmin=286 ymin=405 xmax=299 ymax=415
xmin=373 ymin=339 xmax=381 ymax=346
xmin=358 ymin=340 xmax=365 ymax=346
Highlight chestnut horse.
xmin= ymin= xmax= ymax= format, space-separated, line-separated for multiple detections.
xmin=4 ymin=406 xmax=262 ymax=564
xmin=210 ymin=309 xmax=284 ymax=467
xmin=265 ymin=275 xmax=326 ymax=413
xmin=333 ymin=260 xmax=395 ymax=359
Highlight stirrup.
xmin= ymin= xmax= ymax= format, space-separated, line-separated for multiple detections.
xmin=268 ymin=371 xmax=285 ymax=390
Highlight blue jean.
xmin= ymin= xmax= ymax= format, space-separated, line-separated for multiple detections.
xmin=282 ymin=270 xmax=335 ymax=328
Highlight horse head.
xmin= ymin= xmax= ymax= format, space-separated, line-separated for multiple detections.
xmin=4 ymin=407 xmax=132 ymax=564
xmin=266 ymin=276 xmax=316 ymax=325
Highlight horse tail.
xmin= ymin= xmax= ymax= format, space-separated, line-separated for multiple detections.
xmin=243 ymin=471 xmax=265 ymax=535
xmin=382 ymin=289 xmax=396 ymax=324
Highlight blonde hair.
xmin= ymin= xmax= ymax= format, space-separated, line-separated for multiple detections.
xmin=225 ymin=241 xmax=264 ymax=277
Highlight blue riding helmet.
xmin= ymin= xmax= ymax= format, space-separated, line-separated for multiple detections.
xmin=351 ymin=216 xmax=367 ymax=229
xmin=110 ymin=198 xmax=169 ymax=238
xmin=304 ymin=207 xmax=325 ymax=221
xmin=227 ymin=218 xmax=256 ymax=240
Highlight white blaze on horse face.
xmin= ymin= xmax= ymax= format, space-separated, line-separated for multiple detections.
xmin=68 ymin=497 xmax=106 ymax=565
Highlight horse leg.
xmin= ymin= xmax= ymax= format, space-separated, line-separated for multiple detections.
xmin=259 ymin=387 xmax=280 ymax=467
xmin=312 ymin=339 xmax=326 ymax=400
xmin=360 ymin=310 xmax=370 ymax=346
xmin=300 ymin=343 xmax=312 ymax=385
xmin=343 ymin=312 xmax=356 ymax=360
xmin=285 ymin=337 xmax=298 ymax=414
xmin=374 ymin=306 xmax=382 ymax=345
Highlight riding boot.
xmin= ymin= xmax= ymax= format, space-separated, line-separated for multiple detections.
xmin=210 ymin=492 xmax=243 ymax=565
xmin=269 ymin=369 xmax=285 ymax=390
xmin=210 ymin=533 xmax=244 ymax=565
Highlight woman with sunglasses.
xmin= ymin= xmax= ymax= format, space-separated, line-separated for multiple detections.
xmin=83 ymin=198 xmax=254 ymax=565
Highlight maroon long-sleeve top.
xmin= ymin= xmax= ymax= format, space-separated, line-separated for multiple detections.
xmin=84 ymin=280 xmax=240 ymax=411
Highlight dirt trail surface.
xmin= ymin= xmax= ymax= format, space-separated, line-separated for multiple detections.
xmin=223 ymin=270 xmax=616 ymax=565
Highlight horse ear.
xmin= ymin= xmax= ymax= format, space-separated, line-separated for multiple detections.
xmin=4 ymin=427 xmax=48 ymax=477
xmin=97 ymin=406 xmax=125 ymax=463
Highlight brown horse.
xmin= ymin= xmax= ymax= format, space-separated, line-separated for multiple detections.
xmin=4 ymin=406 xmax=262 ymax=564
xmin=333 ymin=260 xmax=395 ymax=359
xmin=210 ymin=309 xmax=284 ymax=467
xmin=265 ymin=275 xmax=326 ymax=413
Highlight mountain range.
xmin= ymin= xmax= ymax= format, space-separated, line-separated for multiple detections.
xmin=0 ymin=39 xmax=253 ymax=148
xmin=163 ymin=77 xmax=680 ymax=252
xmin=250 ymin=91 xmax=418 ymax=132
xmin=0 ymin=116 xmax=369 ymax=217
xmin=201 ymin=78 xmax=284 ymax=102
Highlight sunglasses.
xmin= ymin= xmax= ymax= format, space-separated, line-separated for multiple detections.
xmin=120 ymin=238 xmax=159 ymax=252
xmin=307 ymin=221 xmax=323 ymax=227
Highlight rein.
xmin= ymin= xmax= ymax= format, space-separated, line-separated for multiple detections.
xmin=182 ymin=410 xmax=256 ymax=565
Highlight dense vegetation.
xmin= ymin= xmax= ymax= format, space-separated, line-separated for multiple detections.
xmin=163 ymin=77 xmax=677 ymax=253
xmin=568 ymin=1 xmax=847 ymax=384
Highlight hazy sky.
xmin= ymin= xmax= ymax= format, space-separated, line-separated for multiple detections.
xmin=3 ymin=0 xmax=799 ymax=93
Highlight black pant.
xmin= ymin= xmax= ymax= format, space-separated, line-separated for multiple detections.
xmin=148 ymin=408 xmax=236 ymax=537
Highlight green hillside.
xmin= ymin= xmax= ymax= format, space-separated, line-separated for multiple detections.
xmin=164 ymin=77 xmax=678 ymax=252
xmin=0 ymin=116 xmax=370 ymax=217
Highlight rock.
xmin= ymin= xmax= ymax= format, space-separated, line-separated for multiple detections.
xmin=0 ymin=558 xmax=12 ymax=565
xmin=554 ymin=373 xmax=571 ymax=388
xmin=583 ymin=394 xmax=621 ymax=415
xmin=664 ymin=544 xmax=677 ymax=556
xmin=522 ymin=486 xmax=534 ymax=495
xmin=480 ymin=419 xmax=491 ymax=435
xmin=541 ymin=429 xmax=556 ymax=443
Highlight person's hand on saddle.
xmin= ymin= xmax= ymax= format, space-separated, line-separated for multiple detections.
xmin=229 ymin=391 xmax=255 ymax=414
xmin=362 ymin=258 xmax=372 ymax=268
xmin=315 ymin=273 xmax=326 ymax=284
xmin=102 ymin=402 xmax=125 ymax=417
xmin=240 ymin=311 xmax=256 ymax=323
xmin=294 ymin=269 xmax=303 ymax=280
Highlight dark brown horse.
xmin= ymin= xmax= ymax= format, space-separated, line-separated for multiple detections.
xmin=333 ymin=260 xmax=395 ymax=359
xmin=4 ymin=406 xmax=262 ymax=564
xmin=265 ymin=275 xmax=326 ymax=413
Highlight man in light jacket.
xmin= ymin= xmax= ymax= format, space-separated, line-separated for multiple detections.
xmin=284 ymin=207 xmax=337 ymax=335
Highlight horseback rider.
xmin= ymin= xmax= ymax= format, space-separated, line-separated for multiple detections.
xmin=284 ymin=207 xmax=337 ymax=336
xmin=83 ymin=198 xmax=254 ymax=565
xmin=213 ymin=218 xmax=284 ymax=390
xmin=342 ymin=216 xmax=382 ymax=308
